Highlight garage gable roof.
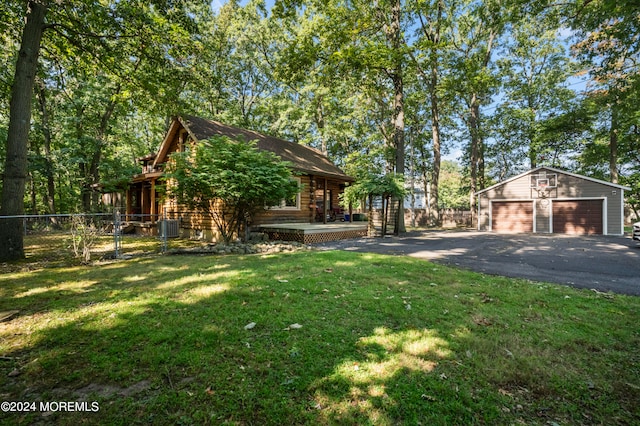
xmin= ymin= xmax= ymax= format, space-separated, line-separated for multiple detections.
xmin=475 ymin=166 xmax=631 ymax=195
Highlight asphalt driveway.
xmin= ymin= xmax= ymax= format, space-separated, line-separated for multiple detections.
xmin=314 ymin=230 xmax=640 ymax=296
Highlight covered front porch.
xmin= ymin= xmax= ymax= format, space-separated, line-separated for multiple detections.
xmin=124 ymin=154 xmax=163 ymax=224
xmin=256 ymin=222 xmax=368 ymax=244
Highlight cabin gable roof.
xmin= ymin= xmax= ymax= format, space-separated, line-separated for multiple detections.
xmin=153 ymin=116 xmax=353 ymax=182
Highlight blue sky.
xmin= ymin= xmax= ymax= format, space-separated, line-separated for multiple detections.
xmin=211 ymin=0 xmax=274 ymax=13
xmin=211 ymin=0 xmax=224 ymax=11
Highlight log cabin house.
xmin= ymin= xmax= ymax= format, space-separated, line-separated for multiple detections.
xmin=125 ymin=116 xmax=366 ymax=242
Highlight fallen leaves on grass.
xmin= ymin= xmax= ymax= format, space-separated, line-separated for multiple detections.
xmin=472 ymin=315 xmax=493 ymax=326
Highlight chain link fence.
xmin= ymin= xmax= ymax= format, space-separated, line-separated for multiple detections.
xmin=0 ymin=212 xmax=183 ymax=265
xmin=1 ymin=209 xmax=377 ymax=266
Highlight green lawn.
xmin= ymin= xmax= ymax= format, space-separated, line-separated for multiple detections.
xmin=1 ymin=249 xmax=638 ymax=425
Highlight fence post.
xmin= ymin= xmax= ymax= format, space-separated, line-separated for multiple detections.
xmin=162 ymin=207 xmax=167 ymax=253
xmin=114 ymin=210 xmax=121 ymax=258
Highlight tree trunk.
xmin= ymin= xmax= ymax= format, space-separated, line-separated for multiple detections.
xmin=408 ymin=140 xmax=416 ymax=227
xmin=391 ymin=70 xmax=405 ymax=233
xmin=315 ymin=96 xmax=328 ymax=156
xmin=29 ymin=171 xmax=37 ymax=214
xmin=0 ymin=0 xmax=48 ymax=261
xmin=382 ymin=196 xmax=388 ymax=236
xmin=75 ymin=103 xmax=92 ymax=212
xmin=468 ymin=95 xmax=480 ymax=227
xmin=478 ymin=135 xmax=485 ymax=189
xmin=609 ymin=103 xmax=619 ymax=184
xmin=36 ymin=79 xmax=56 ymax=215
xmin=416 ymin=142 xmax=431 ymax=220
xmin=367 ymin=194 xmax=375 ymax=237
xmin=467 ymin=29 xmax=494 ymax=227
xmin=429 ymin=68 xmax=442 ymax=226
xmin=386 ymin=0 xmax=406 ymax=234
xmin=419 ymin=0 xmax=444 ymax=227
xmin=528 ymin=105 xmax=538 ymax=169
xmin=90 ymin=85 xmax=120 ymax=212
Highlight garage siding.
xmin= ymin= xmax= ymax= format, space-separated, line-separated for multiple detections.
xmin=535 ymin=199 xmax=551 ymax=233
xmin=553 ymin=175 xmax=621 ymax=234
xmin=478 ymin=173 xmax=533 ymax=232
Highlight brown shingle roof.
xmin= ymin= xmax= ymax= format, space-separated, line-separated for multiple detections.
xmin=180 ymin=116 xmax=353 ymax=182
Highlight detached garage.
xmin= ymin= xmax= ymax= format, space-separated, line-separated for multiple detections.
xmin=476 ymin=167 xmax=630 ymax=236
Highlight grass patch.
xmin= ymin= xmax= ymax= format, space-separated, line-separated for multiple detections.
xmin=0 ymin=233 xmax=165 ymax=272
xmin=0 ymin=250 xmax=638 ymax=425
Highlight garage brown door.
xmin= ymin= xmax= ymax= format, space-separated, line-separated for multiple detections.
xmin=552 ymin=200 xmax=603 ymax=235
xmin=491 ymin=201 xmax=533 ymax=233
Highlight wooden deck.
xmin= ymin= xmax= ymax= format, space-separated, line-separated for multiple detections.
xmin=256 ymin=222 xmax=368 ymax=244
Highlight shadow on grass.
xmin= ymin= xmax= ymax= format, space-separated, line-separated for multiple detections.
xmin=0 ymin=250 xmax=638 ymax=425
xmin=0 ymin=256 xmax=242 ymax=315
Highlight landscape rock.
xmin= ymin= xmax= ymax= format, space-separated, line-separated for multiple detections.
xmin=170 ymin=241 xmax=308 ymax=256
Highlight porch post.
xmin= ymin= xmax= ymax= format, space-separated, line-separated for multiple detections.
xmin=126 ymin=188 xmax=132 ymax=221
xmin=150 ymin=178 xmax=157 ymax=223
xmin=310 ymin=175 xmax=316 ymax=223
xmin=323 ymin=178 xmax=328 ymax=224
xmin=349 ymin=200 xmax=353 ymax=223
xmin=140 ymin=184 xmax=147 ymax=223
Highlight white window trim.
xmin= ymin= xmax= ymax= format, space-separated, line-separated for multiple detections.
xmin=272 ymin=177 xmax=301 ymax=211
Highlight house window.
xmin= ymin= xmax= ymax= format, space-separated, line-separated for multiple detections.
xmin=273 ymin=177 xmax=301 ymax=210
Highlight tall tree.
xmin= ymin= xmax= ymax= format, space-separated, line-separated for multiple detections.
xmin=380 ymin=0 xmax=407 ymax=233
xmin=0 ymin=0 xmax=203 ymax=260
xmin=487 ymin=13 xmax=576 ymax=178
xmin=413 ymin=0 xmax=449 ymax=225
xmin=0 ymin=0 xmax=47 ymax=261
xmin=271 ymin=0 xmax=412 ymax=232
xmin=569 ymin=0 xmax=640 ymax=184
xmin=34 ymin=77 xmax=57 ymax=215
xmin=445 ymin=0 xmax=504 ymax=225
